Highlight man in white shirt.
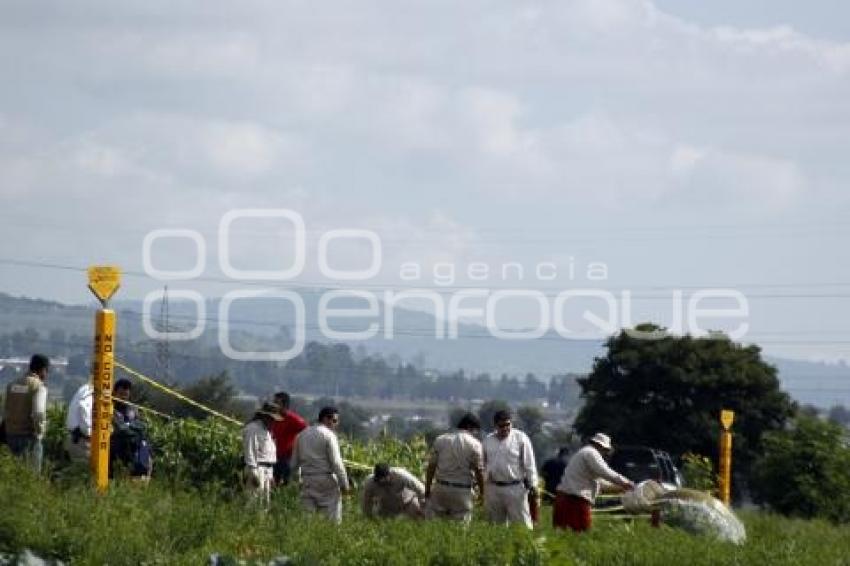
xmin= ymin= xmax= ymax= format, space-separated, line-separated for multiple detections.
xmin=243 ymin=402 xmax=282 ymax=506
xmin=290 ymin=406 xmax=350 ymax=523
xmin=361 ymin=463 xmax=426 ymax=519
xmin=483 ymin=410 xmax=538 ymax=529
xmin=553 ymin=432 xmax=634 ymax=532
xmin=424 ymin=412 xmax=485 ymax=523
xmin=3 ymin=354 xmax=49 ymax=473
xmin=65 ymin=382 xmax=93 ymax=463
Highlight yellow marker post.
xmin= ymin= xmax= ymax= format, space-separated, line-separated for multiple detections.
xmin=718 ymin=409 xmax=735 ymax=506
xmin=88 ymin=266 xmax=121 ymax=492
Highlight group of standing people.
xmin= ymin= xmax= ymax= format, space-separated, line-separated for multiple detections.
xmin=244 ymin=395 xmax=635 ymax=533
xmin=242 ymin=395 xmax=348 ymax=522
xmin=0 ymin=353 xmax=152 ymax=479
xmin=3 ymin=355 xmax=634 ymax=535
xmin=64 ymin=375 xmax=153 ymax=477
xmin=243 ymin=399 xmax=544 ymax=529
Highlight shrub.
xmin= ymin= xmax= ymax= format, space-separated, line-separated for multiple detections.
xmin=752 ymin=415 xmax=850 ymax=523
xmin=681 ymin=453 xmax=717 ymax=492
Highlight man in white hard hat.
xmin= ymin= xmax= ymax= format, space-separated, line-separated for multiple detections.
xmin=553 ymin=432 xmax=634 ymax=532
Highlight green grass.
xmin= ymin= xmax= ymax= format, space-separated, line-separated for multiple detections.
xmin=2 ymin=453 xmax=849 ymax=565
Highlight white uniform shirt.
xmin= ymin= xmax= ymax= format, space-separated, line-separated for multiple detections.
xmin=32 ymin=382 xmax=47 ymax=438
xmin=556 ymin=444 xmax=630 ymax=503
xmin=483 ymin=428 xmax=538 ymax=486
xmin=65 ymin=383 xmax=93 ymax=436
xmin=290 ymin=424 xmax=349 ymax=490
xmin=429 ymin=430 xmax=483 ymax=485
xmin=242 ymin=419 xmax=277 ymax=468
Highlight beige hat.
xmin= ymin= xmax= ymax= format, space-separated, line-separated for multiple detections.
xmin=255 ymin=402 xmax=283 ymax=421
xmin=590 ymin=432 xmax=612 ymax=451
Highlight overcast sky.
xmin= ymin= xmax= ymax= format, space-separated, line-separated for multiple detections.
xmin=1 ymin=0 xmax=850 ymax=367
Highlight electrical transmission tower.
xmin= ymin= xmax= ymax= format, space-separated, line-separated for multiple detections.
xmin=156 ymin=285 xmax=171 ymax=381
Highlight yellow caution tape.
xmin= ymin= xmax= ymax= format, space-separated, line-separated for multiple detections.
xmin=115 ymin=361 xmax=243 ymax=427
xmin=344 ymin=459 xmax=373 ymax=471
xmin=113 ymin=397 xmax=176 ymax=422
xmin=115 ymin=360 xmax=375 ymax=473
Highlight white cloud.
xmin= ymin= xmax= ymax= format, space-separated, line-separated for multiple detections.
xmin=203 ymin=121 xmax=295 ymax=179
xmin=0 ymin=0 xmax=848 ymax=356
xmin=669 ymin=147 xmax=805 ymax=210
xmin=670 ymin=145 xmax=707 ymax=177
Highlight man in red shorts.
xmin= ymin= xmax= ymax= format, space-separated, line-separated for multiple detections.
xmin=270 ymin=391 xmax=307 ymax=485
xmin=553 ymin=432 xmax=634 ymax=532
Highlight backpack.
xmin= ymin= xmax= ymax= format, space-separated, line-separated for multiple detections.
xmin=111 ymin=419 xmax=153 ymax=477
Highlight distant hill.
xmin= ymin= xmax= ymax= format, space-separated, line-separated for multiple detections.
xmin=1 ymin=291 xmax=848 ymax=407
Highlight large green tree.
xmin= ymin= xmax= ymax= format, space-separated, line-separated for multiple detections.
xmin=574 ymin=324 xmax=795 ymax=481
xmin=752 ymin=414 xmax=850 ymax=523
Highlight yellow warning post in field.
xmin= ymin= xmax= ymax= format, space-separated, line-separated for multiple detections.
xmin=720 ymin=409 xmax=735 ymax=431
xmin=87 ymin=264 xmax=121 ymax=492
xmin=718 ymin=409 xmax=735 ymax=505
xmin=87 ymin=265 xmax=121 ymax=305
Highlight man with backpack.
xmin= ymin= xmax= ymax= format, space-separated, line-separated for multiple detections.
xmin=110 ymin=379 xmax=153 ymax=479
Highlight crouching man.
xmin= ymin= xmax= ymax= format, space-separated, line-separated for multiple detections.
xmin=362 ymin=463 xmax=426 ymax=519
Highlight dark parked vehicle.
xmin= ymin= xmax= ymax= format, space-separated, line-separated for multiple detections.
xmin=609 ymin=446 xmax=684 ymax=490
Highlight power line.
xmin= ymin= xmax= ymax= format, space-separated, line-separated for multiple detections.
xmin=1 ymin=214 xmax=848 ymax=239
xmin=5 ymin=256 xmax=850 ymax=297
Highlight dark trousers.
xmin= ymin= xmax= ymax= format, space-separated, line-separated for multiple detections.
xmin=6 ymin=434 xmax=43 ymax=473
xmin=273 ymin=459 xmax=292 ymax=485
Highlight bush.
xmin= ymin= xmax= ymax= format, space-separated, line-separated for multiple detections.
xmin=681 ymin=453 xmax=717 ymax=492
xmin=752 ymin=415 xmax=850 ymax=523
xmin=341 ymin=433 xmax=429 ymax=483
xmin=146 ymin=417 xmax=243 ymax=490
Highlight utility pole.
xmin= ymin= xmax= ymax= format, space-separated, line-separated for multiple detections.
xmin=156 ymin=285 xmax=170 ymax=381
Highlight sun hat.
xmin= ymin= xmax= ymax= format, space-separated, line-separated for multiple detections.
xmin=590 ymin=432 xmax=613 ymax=450
xmin=255 ymin=402 xmax=283 ymax=421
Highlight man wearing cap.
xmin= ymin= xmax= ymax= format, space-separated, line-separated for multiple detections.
xmin=483 ymin=409 xmax=538 ymax=529
xmin=553 ymin=432 xmax=634 ymax=532
xmin=290 ymin=406 xmax=350 ymax=523
xmin=3 ymin=354 xmax=49 ymax=472
xmin=243 ymin=402 xmax=282 ymax=505
xmin=362 ymin=462 xmax=426 ymax=520
xmin=424 ymin=412 xmax=485 ymax=523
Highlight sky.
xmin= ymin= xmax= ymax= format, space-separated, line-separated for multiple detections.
xmin=1 ymin=0 xmax=850 ymax=370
